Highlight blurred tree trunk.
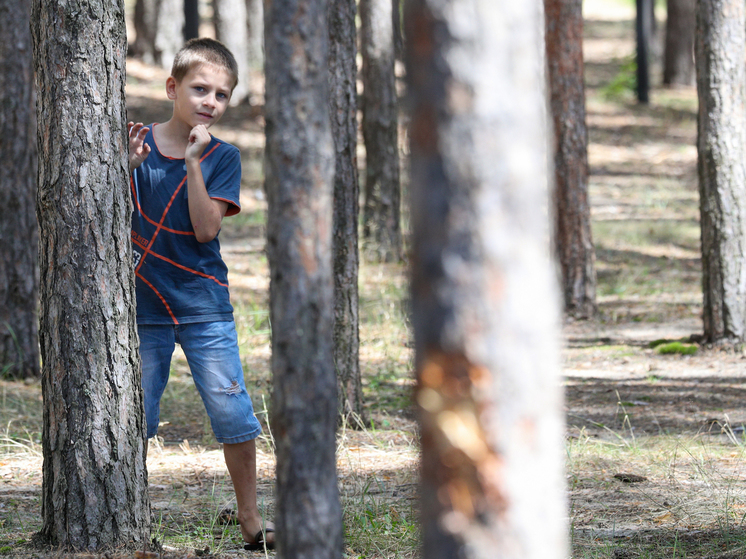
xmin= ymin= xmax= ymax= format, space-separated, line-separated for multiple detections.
xmin=329 ymin=0 xmax=365 ymax=425
xmin=664 ymin=0 xmax=695 ymax=86
xmin=545 ymin=0 xmax=596 ymax=318
xmin=696 ymin=0 xmax=746 ymax=343
xmin=184 ymin=0 xmax=200 ymax=41
xmin=0 ymin=0 xmax=39 ymax=379
xmin=130 ymin=0 xmax=184 ymax=68
xmin=360 ymin=0 xmax=401 ymax=262
xmin=392 ymin=0 xmax=403 ymax=61
xmin=31 ymin=0 xmax=150 ymax=550
xmin=637 ymin=0 xmax=652 ymax=103
xmin=406 ymin=0 xmax=567 ymax=558
xmin=214 ymin=0 xmax=251 ymax=104
xmin=264 ymin=0 xmax=343 ymax=557
xmin=246 ymin=0 xmax=264 ymax=72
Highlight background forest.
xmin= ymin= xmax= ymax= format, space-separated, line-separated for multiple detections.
xmin=4 ymin=0 xmax=746 ymax=557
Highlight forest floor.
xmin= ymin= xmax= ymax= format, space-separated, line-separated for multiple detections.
xmin=4 ymin=0 xmax=746 ymax=557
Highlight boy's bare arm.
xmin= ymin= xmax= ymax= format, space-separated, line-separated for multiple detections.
xmin=185 ymin=125 xmax=229 ymax=243
xmin=128 ymin=122 xmax=151 ymax=172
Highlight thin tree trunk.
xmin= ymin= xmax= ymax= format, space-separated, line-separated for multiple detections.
xmin=360 ymin=0 xmax=401 ymax=262
xmin=246 ymin=0 xmax=264 ymax=72
xmin=131 ymin=0 xmax=184 ymax=68
xmin=696 ymin=0 xmax=746 ymax=343
xmin=329 ymin=0 xmax=365 ymax=425
xmin=392 ymin=0 xmax=403 ymax=61
xmin=405 ymin=0 xmax=567 ymax=557
xmin=214 ymin=0 xmax=251 ymax=104
xmin=0 ymin=0 xmax=39 ymax=379
xmin=664 ymin=0 xmax=696 ymax=86
xmin=545 ymin=0 xmax=596 ymax=318
xmin=637 ymin=0 xmax=652 ymax=103
xmin=31 ymin=0 xmax=150 ymax=549
xmin=264 ymin=0 xmax=343 ymax=556
xmin=184 ymin=0 xmax=200 ymax=41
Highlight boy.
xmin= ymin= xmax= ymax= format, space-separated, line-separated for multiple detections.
xmin=128 ymin=38 xmax=274 ymax=551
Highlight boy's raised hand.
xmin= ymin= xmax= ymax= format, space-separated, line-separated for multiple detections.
xmin=185 ymin=125 xmax=211 ymax=162
xmin=128 ymin=122 xmax=151 ymax=172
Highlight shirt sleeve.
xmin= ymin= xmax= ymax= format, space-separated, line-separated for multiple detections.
xmin=206 ymin=143 xmax=242 ymax=216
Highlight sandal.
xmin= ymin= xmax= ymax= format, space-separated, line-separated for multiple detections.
xmin=244 ymin=528 xmax=275 ymax=551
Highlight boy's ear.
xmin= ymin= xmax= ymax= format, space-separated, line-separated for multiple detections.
xmin=165 ymin=76 xmax=177 ymax=100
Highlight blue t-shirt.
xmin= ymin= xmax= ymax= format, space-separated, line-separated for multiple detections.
xmin=130 ymin=124 xmax=241 ymax=324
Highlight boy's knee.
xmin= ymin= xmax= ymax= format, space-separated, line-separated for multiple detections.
xmin=223 ymin=379 xmax=242 ymax=395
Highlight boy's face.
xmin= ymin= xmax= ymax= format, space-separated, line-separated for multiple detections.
xmin=166 ymin=64 xmax=233 ymax=130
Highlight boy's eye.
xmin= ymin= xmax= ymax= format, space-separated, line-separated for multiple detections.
xmin=194 ymin=86 xmax=205 ymax=92
xmin=217 ymin=93 xmax=227 ymax=99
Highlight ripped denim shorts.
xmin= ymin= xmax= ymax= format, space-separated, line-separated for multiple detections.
xmin=138 ymin=321 xmax=262 ymax=444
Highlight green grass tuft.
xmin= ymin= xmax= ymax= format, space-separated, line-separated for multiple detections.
xmin=655 ymin=341 xmax=698 ymax=355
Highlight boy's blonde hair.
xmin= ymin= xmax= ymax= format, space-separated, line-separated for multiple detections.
xmin=171 ymin=38 xmax=239 ymax=91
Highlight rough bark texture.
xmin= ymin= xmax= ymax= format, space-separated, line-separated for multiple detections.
xmin=264 ymin=0 xmax=343 ymax=557
xmin=664 ymin=0 xmax=695 ymax=86
xmin=695 ymin=0 xmax=746 ymax=343
xmin=31 ymin=0 xmax=151 ymax=549
xmin=360 ymin=0 xmax=402 ymax=262
xmin=0 ymin=0 xmax=39 ymax=379
xmin=131 ymin=0 xmax=184 ymax=69
xmin=214 ymin=0 xmax=251 ymax=104
xmin=406 ymin=1 xmax=567 ymax=558
xmin=329 ymin=0 xmax=365 ymax=425
xmin=545 ymin=0 xmax=596 ymax=318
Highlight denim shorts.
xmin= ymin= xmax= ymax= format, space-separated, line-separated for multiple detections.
xmin=138 ymin=321 xmax=262 ymax=444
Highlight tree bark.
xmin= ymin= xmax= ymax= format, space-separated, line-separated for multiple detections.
xmin=696 ymin=0 xmax=746 ymax=343
xmin=0 ymin=0 xmax=39 ymax=379
xmin=406 ymin=1 xmax=567 ymax=558
xmin=636 ymin=0 xmax=652 ymax=103
xmin=184 ymin=0 xmax=200 ymax=41
xmin=545 ymin=0 xmax=596 ymax=319
xmin=392 ymin=0 xmax=403 ymax=61
xmin=329 ymin=0 xmax=366 ymax=425
xmin=264 ymin=0 xmax=343 ymax=556
xmin=130 ymin=0 xmax=184 ymax=69
xmin=246 ymin=0 xmax=264 ymax=72
xmin=664 ymin=0 xmax=696 ymax=86
xmin=31 ymin=0 xmax=150 ymax=549
xmin=214 ymin=0 xmax=252 ymax=104
xmin=360 ymin=0 xmax=402 ymax=262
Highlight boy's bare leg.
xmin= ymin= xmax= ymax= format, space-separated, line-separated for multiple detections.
xmin=223 ymin=439 xmax=275 ymax=545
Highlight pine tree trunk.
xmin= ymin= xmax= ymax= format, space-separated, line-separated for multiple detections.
xmin=246 ymin=0 xmax=264 ymax=72
xmin=664 ymin=0 xmax=695 ymax=86
xmin=0 ymin=0 xmax=39 ymax=379
xmin=184 ymin=0 xmax=200 ymax=41
xmin=329 ymin=0 xmax=365 ymax=425
xmin=405 ymin=1 xmax=567 ymax=558
xmin=637 ymin=0 xmax=652 ymax=103
xmin=31 ymin=0 xmax=151 ymax=549
xmin=131 ymin=0 xmax=184 ymax=68
xmin=696 ymin=0 xmax=746 ymax=343
xmin=392 ymin=0 xmax=403 ymax=61
xmin=360 ymin=0 xmax=401 ymax=262
xmin=545 ymin=0 xmax=596 ymax=319
xmin=264 ymin=0 xmax=343 ymax=556
xmin=214 ymin=0 xmax=251 ymax=104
